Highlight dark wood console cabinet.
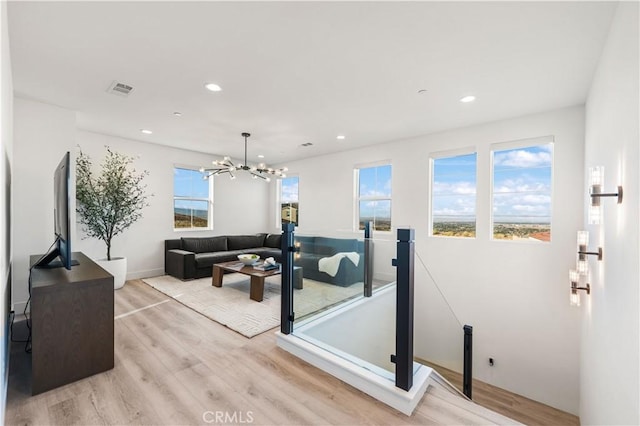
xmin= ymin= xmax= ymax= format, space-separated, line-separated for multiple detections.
xmin=30 ymin=252 xmax=114 ymax=395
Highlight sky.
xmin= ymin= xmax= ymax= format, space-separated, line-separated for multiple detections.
xmin=173 ymin=147 xmax=551 ymax=225
xmin=359 ymin=165 xmax=392 ymax=220
xmin=174 ymin=167 xmax=209 ymax=212
xmin=281 ymin=176 xmax=299 ymax=203
xmin=433 ymin=144 xmax=552 ymax=224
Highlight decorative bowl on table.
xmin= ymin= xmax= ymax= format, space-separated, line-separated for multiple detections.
xmin=238 ymin=254 xmax=260 ymax=265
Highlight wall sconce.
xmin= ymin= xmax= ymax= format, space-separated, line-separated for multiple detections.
xmin=588 ymin=166 xmax=623 ymax=225
xmin=569 ymin=269 xmax=591 ymax=307
xmin=294 ymin=241 xmax=301 ymax=260
xmin=576 ymin=231 xmax=602 ymax=275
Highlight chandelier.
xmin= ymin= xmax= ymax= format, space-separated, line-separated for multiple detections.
xmin=200 ymin=132 xmax=287 ymax=182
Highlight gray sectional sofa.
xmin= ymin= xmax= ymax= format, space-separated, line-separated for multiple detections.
xmin=165 ymin=233 xmax=282 ymax=280
xmin=164 ymin=233 xmax=365 ymax=287
xmin=294 ymin=236 xmax=365 ymax=287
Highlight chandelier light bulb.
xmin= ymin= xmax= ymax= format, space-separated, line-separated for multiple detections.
xmin=198 ymin=167 xmax=205 ymax=173
xmin=198 ymin=132 xmax=288 ymax=182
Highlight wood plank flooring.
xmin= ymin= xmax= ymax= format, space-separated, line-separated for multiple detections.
xmin=416 ymin=359 xmax=580 ymax=426
xmin=6 ymin=280 xmax=576 ymax=425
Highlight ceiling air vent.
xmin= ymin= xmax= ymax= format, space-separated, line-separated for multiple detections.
xmin=106 ymin=81 xmax=134 ymax=97
xmin=300 ymin=142 xmax=313 ymax=147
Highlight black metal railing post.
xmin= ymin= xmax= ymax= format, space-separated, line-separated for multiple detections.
xmin=364 ymin=221 xmax=373 ymax=297
xmin=463 ymin=325 xmax=473 ymax=399
xmin=281 ymin=223 xmax=296 ymax=334
xmin=391 ymin=228 xmax=415 ymax=391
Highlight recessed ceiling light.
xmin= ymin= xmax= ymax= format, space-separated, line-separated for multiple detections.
xmin=173 ymin=112 xmax=182 ymax=117
xmin=460 ymin=95 xmax=476 ymax=103
xmin=336 ymin=135 xmax=346 ymax=140
xmin=204 ymin=83 xmax=222 ymax=92
xmin=140 ymin=129 xmax=153 ymax=134
xmin=257 ymin=154 xmax=265 ymax=158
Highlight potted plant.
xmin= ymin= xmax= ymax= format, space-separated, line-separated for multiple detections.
xmin=75 ymin=147 xmax=150 ymax=289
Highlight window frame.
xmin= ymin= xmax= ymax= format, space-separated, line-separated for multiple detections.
xmin=490 ymin=136 xmax=554 ymax=243
xmin=354 ymin=161 xmax=392 ymax=233
xmin=278 ymin=175 xmax=300 ymax=228
xmin=429 ymin=147 xmax=478 ymax=239
xmin=173 ymin=165 xmax=214 ymax=231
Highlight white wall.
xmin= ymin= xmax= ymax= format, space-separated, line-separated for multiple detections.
xmin=581 ymin=2 xmax=640 ymax=424
xmin=271 ymin=106 xmax=585 ymax=414
xmin=12 ymin=97 xmax=270 ymax=310
xmin=0 ymin=0 xmax=13 ymax=422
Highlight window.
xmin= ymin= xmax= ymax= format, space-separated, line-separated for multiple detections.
xmin=280 ymin=176 xmax=299 ymax=226
xmin=173 ymin=167 xmax=212 ymax=229
xmin=492 ymin=142 xmax=553 ymax=242
xmin=431 ymin=152 xmax=477 ymax=238
xmin=356 ymin=164 xmax=391 ymax=231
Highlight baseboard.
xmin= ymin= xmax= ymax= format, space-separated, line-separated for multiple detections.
xmin=126 ymin=268 xmax=164 ymax=281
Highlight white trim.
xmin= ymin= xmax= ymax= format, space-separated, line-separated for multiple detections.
xmin=276 ymin=332 xmax=431 ymax=415
xmin=429 ymin=150 xmax=478 ymax=238
xmin=489 ymin=138 xmax=554 ymax=243
xmin=489 ymin=134 xmax=554 ymax=152
xmin=173 ymin=165 xmax=214 ymax=231
xmin=354 ymin=163 xmax=392 ymax=232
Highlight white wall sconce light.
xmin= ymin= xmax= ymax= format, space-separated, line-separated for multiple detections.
xmin=569 ymin=269 xmax=591 ymax=307
xmin=576 ymin=231 xmax=602 ymax=276
xmin=588 ymin=166 xmax=623 ymax=224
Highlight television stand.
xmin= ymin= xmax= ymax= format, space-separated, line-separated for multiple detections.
xmin=29 ymin=251 xmax=114 ymax=395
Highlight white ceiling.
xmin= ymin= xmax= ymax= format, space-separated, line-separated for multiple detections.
xmin=8 ymin=1 xmax=616 ymax=164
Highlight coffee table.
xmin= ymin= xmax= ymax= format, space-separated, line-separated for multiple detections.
xmin=212 ymin=260 xmax=282 ymax=302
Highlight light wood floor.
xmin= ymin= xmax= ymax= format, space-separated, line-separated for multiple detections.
xmin=417 ymin=360 xmax=580 ymax=426
xmin=6 ymin=279 xmax=574 ymax=425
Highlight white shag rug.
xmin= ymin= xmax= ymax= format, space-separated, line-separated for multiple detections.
xmin=142 ymin=274 xmax=362 ymax=338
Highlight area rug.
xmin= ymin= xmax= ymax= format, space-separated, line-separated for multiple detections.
xmin=142 ymin=274 xmax=362 ymax=338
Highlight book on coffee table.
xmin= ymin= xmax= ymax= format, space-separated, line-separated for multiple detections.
xmin=253 ymin=262 xmax=280 ymax=271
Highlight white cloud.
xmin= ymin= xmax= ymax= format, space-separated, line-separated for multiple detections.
xmin=494 ymin=149 xmax=552 ymax=168
xmin=433 ymin=181 xmax=476 ymax=195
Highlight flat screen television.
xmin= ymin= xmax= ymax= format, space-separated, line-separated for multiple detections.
xmin=35 ymin=152 xmax=77 ymax=270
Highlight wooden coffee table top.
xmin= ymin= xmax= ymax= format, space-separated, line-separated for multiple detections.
xmin=213 ymin=260 xmax=281 ymax=278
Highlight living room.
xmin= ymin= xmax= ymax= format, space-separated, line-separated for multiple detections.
xmin=1 ymin=1 xmax=638 ymax=425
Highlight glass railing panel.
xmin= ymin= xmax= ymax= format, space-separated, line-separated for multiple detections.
xmin=413 ymin=241 xmax=465 ymax=392
xmin=291 ymin=230 xmax=365 ymax=324
xmin=294 ymin=236 xmax=395 ymax=381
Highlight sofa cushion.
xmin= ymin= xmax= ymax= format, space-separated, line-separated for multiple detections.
xmin=264 ymin=233 xmax=281 ymax=249
xmin=313 ymin=237 xmax=358 ymax=254
xmin=227 ymin=234 xmax=266 ymax=250
xmin=194 ymin=251 xmax=242 ymax=268
xmin=181 ymin=236 xmax=228 ymax=254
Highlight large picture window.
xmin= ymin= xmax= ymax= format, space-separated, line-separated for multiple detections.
xmin=356 ymin=164 xmax=391 ymax=231
xmin=173 ymin=167 xmax=212 ymax=229
xmin=280 ymin=176 xmax=299 ymax=226
xmin=492 ymin=142 xmax=553 ymax=242
xmin=431 ymin=152 xmax=477 ymax=238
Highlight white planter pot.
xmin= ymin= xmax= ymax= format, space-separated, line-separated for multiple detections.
xmin=96 ymin=257 xmax=127 ymax=290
